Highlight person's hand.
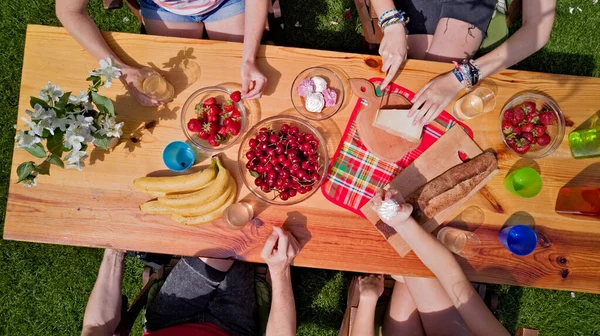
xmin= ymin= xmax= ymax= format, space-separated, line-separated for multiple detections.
xmin=119 ymin=65 xmax=163 ymax=107
xmin=241 ymin=60 xmax=267 ymax=100
xmin=408 ymin=71 xmax=463 ymax=127
xmin=261 ymin=226 xmax=300 ymax=277
xmin=372 ymin=188 xmax=414 ymax=229
xmin=358 ymin=274 xmax=384 ymax=303
xmin=378 ymin=23 xmax=408 ymax=90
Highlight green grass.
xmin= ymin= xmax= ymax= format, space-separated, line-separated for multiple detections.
xmin=1 ymin=0 xmax=600 ymax=335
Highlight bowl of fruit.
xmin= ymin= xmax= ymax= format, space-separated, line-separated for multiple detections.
xmin=291 ymin=67 xmax=345 ymax=121
xmin=499 ymin=93 xmax=565 ymax=158
xmin=238 ymin=115 xmax=329 ymax=205
xmin=181 ymin=86 xmax=246 ymax=152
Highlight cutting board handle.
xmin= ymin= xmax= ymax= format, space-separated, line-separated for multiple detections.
xmin=350 ymin=78 xmax=379 ymax=101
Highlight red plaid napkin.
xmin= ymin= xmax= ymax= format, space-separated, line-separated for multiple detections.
xmin=321 ymin=78 xmax=473 ymax=217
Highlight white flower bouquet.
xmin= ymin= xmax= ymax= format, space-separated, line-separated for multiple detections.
xmin=14 ymin=58 xmax=124 ymax=187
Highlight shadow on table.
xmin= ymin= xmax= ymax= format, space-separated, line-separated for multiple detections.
xmin=283 ymin=211 xmax=312 ymax=249
xmin=505 ymin=158 xmax=541 ymax=177
xmin=502 ymin=211 xmax=536 ymax=231
xmin=443 ymin=206 xmax=486 ymax=232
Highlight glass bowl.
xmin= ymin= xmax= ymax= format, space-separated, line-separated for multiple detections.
xmin=237 ymin=115 xmax=330 ymax=205
xmin=181 ymin=86 xmax=248 ymax=153
xmin=499 ymin=93 xmax=565 ymax=158
xmin=291 ymin=66 xmax=345 ymax=121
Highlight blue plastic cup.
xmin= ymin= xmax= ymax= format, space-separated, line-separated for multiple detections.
xmin=163 ymin=141 xmax=195 ymax=172
xmin=498 ymin=225 xmax=538 ymax=256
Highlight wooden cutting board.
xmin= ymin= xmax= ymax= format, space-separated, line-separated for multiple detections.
xmin=360 ymin=126 xmax=499 ymax=257
xmin=349 ymin=78 xmax=421 ymax=162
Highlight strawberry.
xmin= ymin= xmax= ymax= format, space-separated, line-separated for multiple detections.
xmin=223 ymin=100 xmax=235 ymax=112
xmin=217 ymin=125 xmax=228 ymax=138
xmin=512 ymin=107 xmax=525 ymax=125
xmin=522 ymin=101 xmax=536 ymax=114
xmin=539 ymin=112 xmax=555 ymax=125
xmin=207 ymin=114 xmax=218 ymax=123
xmin=187 ymin=119 xmax=202 ymax=132
xmin=532 ymin=124 xmax=547 ymax=137
xmin=203 ymin=122 xmax=218 ymax=135
xmin=506 ymin=137 xmax=517 ymax=146
xmin=512 ymin=138 xmax=531 ymax=154
xmin=197 ymin=128 xmax=210 ymax=140
xmin=525 ymin=111 xmax=539 ymax=124
xmin=521 ymin=123 xmax=534 ymax=133
xmin=503 ymin=109 xmax=515 ymax=122
xmin=536 ymin=134 xmax=551 ymax=147
xmin=204 ymin=97 xmax=217 ymax=106
xmin=223 ymin=117 xmax=233 ymax=127
xmin=230 ymin=90 xmax=242 ymax=103
xmin=208 ymin=105 xmax=220 ymax=117
xmin=227 ymin=120 xmax=242 ymax=136
xmin=512 ymin=126 xmax=522 ymax=135
xmin=502 ymin=121 xmax=514 ymax=135
xmin=521 ymin=132 xmax=534 ymax=144
xmin=230 ymin=108 xmax=242 ymax=119
xmin=207 ymin=134 xmax=219 ymax=147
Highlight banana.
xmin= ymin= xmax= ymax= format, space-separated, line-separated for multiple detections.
xmin=140 ymin=200 xmax=171 ymax=214
xmin=158 ymin=158 xmax=230 ymax=209
xmin=145 ymin=190 xmax=167 ymax=198
xmin=133 ymin=158 xmax=217 ymax=193
xmin=167 ymin=177 xmax=236 ymax=217
xmin=171 ymin=187 xmax=237 ymax=225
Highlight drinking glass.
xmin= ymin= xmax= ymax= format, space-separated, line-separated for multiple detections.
xmin=437 ymin=227 xmax=481 ymax=258
xmin=452 ymin=87 xmax=496 ymax=121
xmin=223 ymin=202 xmax=254 ymax=230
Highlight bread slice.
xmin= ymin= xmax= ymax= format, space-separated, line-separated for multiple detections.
xmin=372 ymin=109 xmax=423 ymax=143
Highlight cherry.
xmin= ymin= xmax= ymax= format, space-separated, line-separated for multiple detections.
xmin=281 ymin=124 xmax=290 ymax=133
xmin=288 ymin=189 xmax=297 ymax=197
xmin=246 ymin=151 xmax=256 ymax=160
xmin=261 ymin=185 xmax=270 ymax=193
xmin=249 ymin=138 xmax=259 ymax=148
xmin=254 ymin=177 xmax=264 ymax=187
xmin=268 ymin=134 xmax=279 ymax=144
xmin=280 ymin=191 xmax=290 ymax=201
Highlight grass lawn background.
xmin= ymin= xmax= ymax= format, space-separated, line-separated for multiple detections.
xmin=1 ymin=0 xmax=600 ymax=335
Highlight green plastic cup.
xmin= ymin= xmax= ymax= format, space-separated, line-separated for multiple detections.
xmin=504 ymin=167 xmax=543 ymax=198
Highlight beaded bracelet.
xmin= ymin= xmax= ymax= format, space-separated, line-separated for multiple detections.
xmin=378 ymin=9 xmax=408 ymax=28
xmin=378 ymin=9 xmax=398 ymax=24
xmin=451 ymin=59 xmax=481 ymax=90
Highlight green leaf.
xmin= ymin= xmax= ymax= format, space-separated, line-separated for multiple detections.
xmin=250 ymin=170 xmax=259 ymax=178
xmin=30 ymin=96 xmax=49 ymax=110
xmin=16 ymin=161 xmax=36 ymax=182
xmin=86 ymin=75 xmax=101 ymax=83
xmin=25 ymin=143 xmax=46 ymax=158
xmin=46 ymin=131 xmax=64 ymax=157
xmin=47 ymin=154 xmax=64 ymax=168
xmin=91 ymin=92 xmax=115 ymax=117
xmin=56 ymin=91 xmax=71 ymax=109
xmin=36 ymin=161 xmax=51 ymax=176
xmin=93 ymin=135 xmax=110 ymax=150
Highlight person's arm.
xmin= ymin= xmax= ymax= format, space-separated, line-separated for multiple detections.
xmin=240 ymin=0 xmax=269 ymax=99
xmin=408 ymin=0 xmax=556 ymax=126
xmin=374 ymin=191 xmax=509 ymax=336
xmin=261 ymin=226 xmax=301 ymax=336
xmin=55 ymin=0 xmax=161 ymax=106
xmin=81 ymin=249 xmax=125 ymax=336
xmin=369 ymin=0 xmax=408 ymax=89
xmin=350 ymin=275 xmax=384 ymax=336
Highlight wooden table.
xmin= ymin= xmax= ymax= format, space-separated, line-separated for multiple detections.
xmin=5 ymin=25 xmax=600 ymax=293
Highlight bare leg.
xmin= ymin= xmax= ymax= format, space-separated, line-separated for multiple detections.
xmin=425 ymin=18 xmax=483 ymax=62
xmin=383 ymin=280 xmax=425 ymax=336
xmin=404 ymin=276 xmax=471 ymax=336
xmin=204 ymin=13 xmax=245 ymax=42
xmin=143 ymin=18 xmax=205 ymax=39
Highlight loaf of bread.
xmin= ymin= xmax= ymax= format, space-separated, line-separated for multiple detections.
xmin=405 ymin=152 xmax=497 ymax=223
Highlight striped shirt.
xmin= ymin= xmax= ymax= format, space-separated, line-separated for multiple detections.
xmin=153 ymin=0 xmax=225 ymax=16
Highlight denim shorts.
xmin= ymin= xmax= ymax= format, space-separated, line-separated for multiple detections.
xmin=140 ymin=0 xmax=245 ymax=23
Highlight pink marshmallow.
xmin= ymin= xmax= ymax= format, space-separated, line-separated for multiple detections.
xmin=323 ymin=88 xmax=337 ymax=107
xmin=297 ymin=78 xmax=316 ymax=97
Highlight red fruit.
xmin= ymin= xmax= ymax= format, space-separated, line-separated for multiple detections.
xmin=279 ymin=191 xmax=290 ymax=201
xmin=230 ymin=90 xmax=242 ymax=103
xmin=231 ymin=109 xmax=242 ymax=119
xmin=223 ymin=117 xmax=233 ymax=127
xmin=502 ymin=121 xmax=514 ymax=135
xmin=227 ymin=120 xmax=241 ymax=136
xmin=207 ymin=134 xmax=219 ymax=147
xmin=208 ymin=105 xmax=220 ymax=116
xmin=218 ymin=125 xmax=228 ymax=137
xmin=525 ymin=111 xmax=539 ymax=124
xmin=223 ymin=100 xmax=234 ymax=112
xmin=512 ymin=138 xmax=531 ymax=154
xmin=187 ymin=119 xmax=202 ymax=132
xmin=536 ymin=134 xmax=551 ymax=147
xmin=521 ymin=132 xmax=534 ymax=144
xmin=512 ymin=126 xmax=522 ymax=135
xmin=506 ymin=137 xmax=516 ymax=146
xmin=204 ymin=97 xmax=217 ymax=105
xmin=512 ymin=107 xmax=525 ymax=125
xmin=539 ymin=112 xmax=555 ymax=125
xmin=197 ymin=129 xmax=210 ymax=140
xmin=208 ymin=114 xmax=218 ymax=123
xmin=503 ymin=109 xmax=515 ymax=122
xmin=522 ymin=101 xmax=536 ymax=114
xmin=249 ymin=138 xmax=258 ymax=148
xmin=203 ymin=122 xmax=218 ymax=135
xmin=532 ymin=124 xmax=547 ymax=137
xmin=521 ymin=123 xmax=534 ymax=133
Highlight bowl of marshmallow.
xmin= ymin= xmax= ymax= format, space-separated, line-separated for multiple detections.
xmin=291 ymin=66 xmax=344 ymax=121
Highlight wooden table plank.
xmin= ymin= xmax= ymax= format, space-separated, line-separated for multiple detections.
xmin=5 ymin=25 xmax=600 ymax=293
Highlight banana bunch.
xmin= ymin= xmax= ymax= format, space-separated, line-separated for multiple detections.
xmin=134 ymin=156 xmax=237 ymax=225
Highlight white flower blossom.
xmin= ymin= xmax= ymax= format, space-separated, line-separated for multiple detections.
xmin=52 ymin=117 xmax=69 ymax=132
xmin=23 ymin=176 xmax=38 ymax=188
xmin=69 ymin=90 xmax=89 ymax=105
xmin=64 ymin=150 xmax=88 ymax=171
xmin=21 ymin=117 xmax=44 ymax=137
xmin=15 ymin=129 xmax=42 ymax=149
xmin=84 ymin=102 xmax=95 ymax=111
xmin=39 ymin=81 xmax=64 ymax=102
xmin=98 ymin=117 xmax=124 ymax=138
xmin=90 ymin=58 xmax=121 ymax=88
xmin=25 ymin=104 xmax=47 ymax=120
xmin=64 ymin=130 xmax=85 ymax=152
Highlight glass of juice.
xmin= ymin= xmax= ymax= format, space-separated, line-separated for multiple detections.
xmin=223 ymin=202 xmax=254 ymax=230
xmin=437 ymin=227 xmax=481 ymax=258
xmin=452 ymin=87 xmax=496 ymax=121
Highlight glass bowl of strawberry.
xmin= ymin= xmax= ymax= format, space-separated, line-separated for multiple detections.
xmin=181 ymin=86 xmax=247 ymax=153
xmin=237 ymin=115 xmax=329 ymax=205
xmin=499 ymin=93 xmax=565 ymax=158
